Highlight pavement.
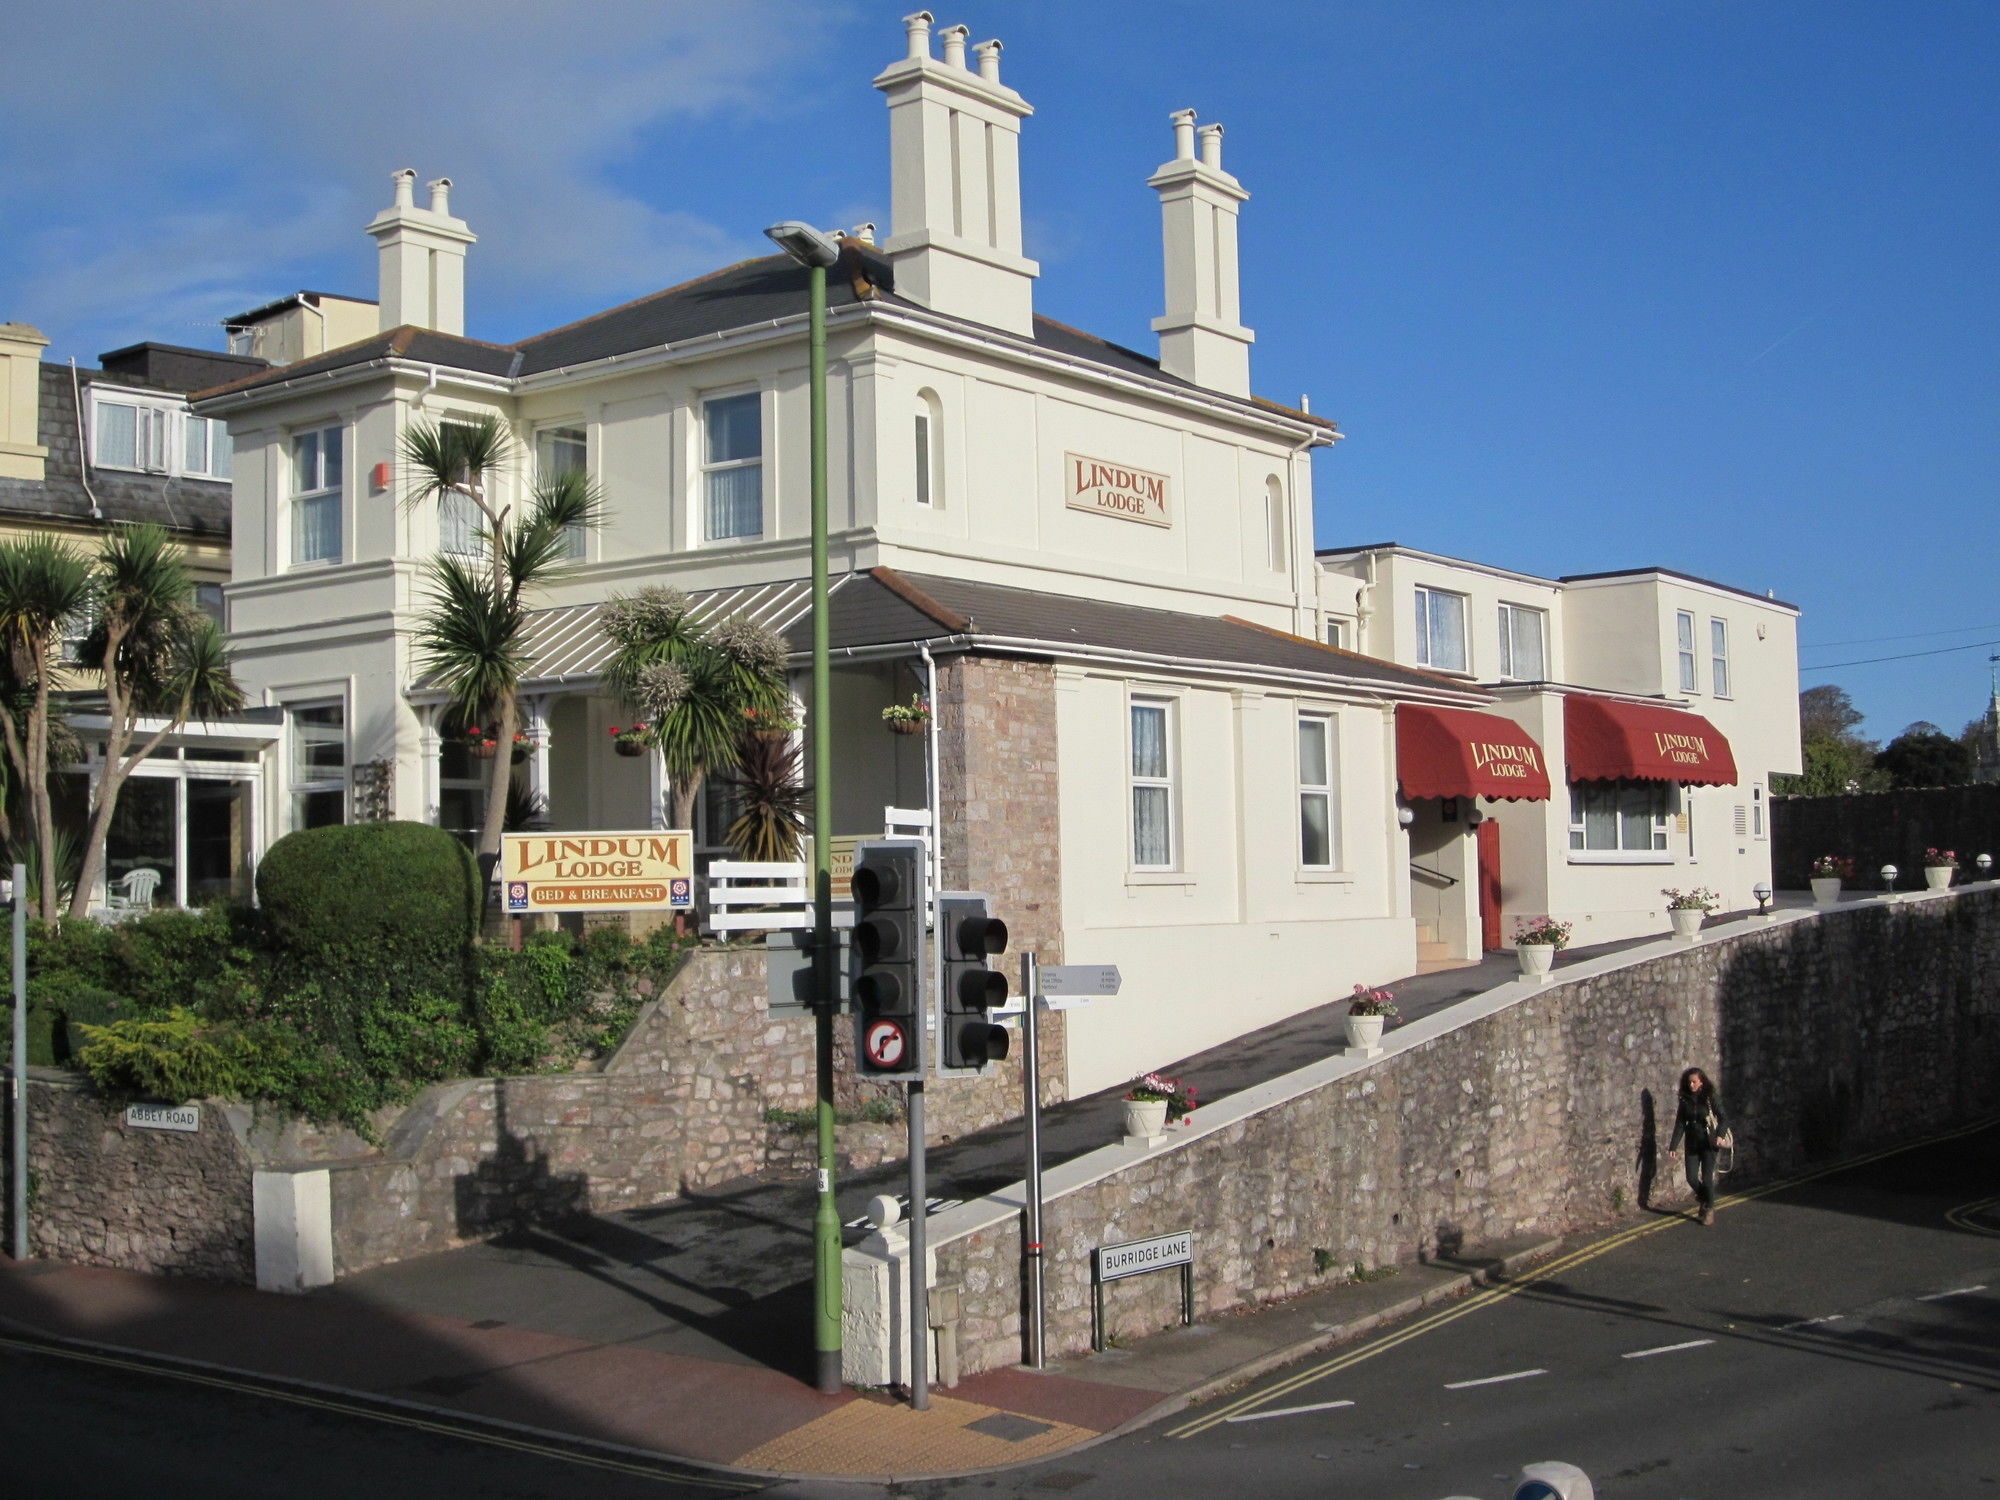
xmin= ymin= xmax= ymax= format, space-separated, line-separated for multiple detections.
xmin=0 ymin=924 xmax=1710 ymax=1483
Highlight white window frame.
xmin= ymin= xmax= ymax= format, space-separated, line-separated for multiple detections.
xmin=1497 ymin=602 xmax=1547 ymax=682
xmin=89 ymin=387 xmax=230 ymax=479
xmin=535 ymin=423 xmax=590 ymax=560
xmin=1324 ymin=619 xmax=1346 ymax=650
xmin=914 ymin=390 xmax=944 ymax=508
xmin=291 ymin=424 xmax=345 ymax=565
xmin=1128 ymin=695 xmax=1179 ymax=872
xmin=1676 ymin=610 xmax=1698 ymax=693
xmin=1265 ymin=476 xmax=1288 ymax=572
xmin=1710 ymin=617 xmax=1731 ymax=699
xmin=287 ymin=699 xmax=348 ymax=831
xmin=1567 ymin=780 xmax=1676 ymax=863
xmin=1415 ymin=586 xmax=1469 ymax=673
xmin=1296 ymin=711 xmax=1337 ymax=870
xmin=700 ymin=389 xmax=764 ymax=542
xmin=1751 ymin=782 xmax=1765 ymax=839
xmin=182 ymin=412 xmax=232 ymax=479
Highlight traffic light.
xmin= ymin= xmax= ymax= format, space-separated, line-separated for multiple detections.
xmin=938 ymin=892 xmax=1010 ymax=1073
xmin=851 ymin=839 xmax=924 ymax=1079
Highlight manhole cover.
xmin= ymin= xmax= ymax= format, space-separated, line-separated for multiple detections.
xmin=965 ymin=1412 xmax=1055 ymax=1442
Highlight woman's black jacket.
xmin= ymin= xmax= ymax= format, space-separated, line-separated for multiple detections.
xmin=1668 ymin=1090 xmax=1729 ymax=1153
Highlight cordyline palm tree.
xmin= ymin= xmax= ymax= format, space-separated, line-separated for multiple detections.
xmin=70 ymin=524 xmax=247 ymax=919
xmin=0 ymin=536 xmax=94 ymax=920
xmin=403 ymin=414 xmax=604 ymax=866
xmin=601 ymin=587 xmax=790 ymax=834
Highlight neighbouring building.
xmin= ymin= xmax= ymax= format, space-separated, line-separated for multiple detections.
xmin=1316 ymin=545 xmax=1802 ymax=949
xmin=0 ymin=323 xmax=281 ymax=908
xmin=186 ymin=17 xmax=1801 ymax=1096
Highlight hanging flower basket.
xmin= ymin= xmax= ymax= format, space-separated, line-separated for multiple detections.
xmin=609 ymin=725 xmax=650 ymax=758
xmin=464 ymin=728 xmax=498 ymax=760
xmin=883 ymin=696 xmax=931 ymax=736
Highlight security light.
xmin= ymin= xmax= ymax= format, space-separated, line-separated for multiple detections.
xmin=764 ymin=221 xmax=841 ymax=269
xmin=1753 ymin=882 xmax=1772 ymax=916
xmin=1880 ymin=863 xmax=1898 ymax=894
xmin=1978 ymin=853 xmax=1992 ymax=876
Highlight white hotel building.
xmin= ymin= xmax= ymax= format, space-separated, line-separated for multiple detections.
xmin=193 ymin=16 xmax=1800 ymax=1098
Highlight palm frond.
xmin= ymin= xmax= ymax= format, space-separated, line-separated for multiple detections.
xmin=413 ymin=555 xmax=527 ymax=720
xmin=400 ymin=414 xmax=510 ymax=508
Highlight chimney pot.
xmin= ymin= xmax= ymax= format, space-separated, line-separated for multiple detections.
xmin=392 ymin=168 xmax=417 ymax=209
xmin=1198 ymin=123 xmax=1224 ymax=170
xmin=850 ymin=222 xmax=878 ymax=245
xmin=974 ymin=39 xmax=1002 ymax=83
xmin=902 ymin=11 xmax=934 ymax=59
xmin=427 ymin=177 xmax=453 ymax=214
xmin=1171 ymin=109 xmax=1198 ymax=161
xmin=939 ymin=24 xmax=969 ymax=69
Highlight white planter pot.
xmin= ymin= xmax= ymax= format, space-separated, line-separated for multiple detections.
xmin=1924 ymin=866 xmax=1954 ymax=891
xmin=1344 ymin=1013 xmax=1386 ymax=1054
xmin=1669 ymin=907 xmax=1705 ymax=941
xmin=1122 ymin=1098 xmax=1169 ymax=1140
xmin=1516 ymin=943 xmax=1556 ymax=981
xmin=1810 ymin=877 xmax=1842 ymax=908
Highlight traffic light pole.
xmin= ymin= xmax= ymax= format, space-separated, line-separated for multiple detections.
xmin=806 ymin=258 xmax=843 ymax=1396
xmin=907 ymin=1080 xmax=929 ymax=1410
xmin=1021 ymin=951 xmax=1045 ymax=1368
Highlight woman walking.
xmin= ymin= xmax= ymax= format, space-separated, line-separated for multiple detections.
xmin=1666 ymin=1067 xmax=1732 ymax=1225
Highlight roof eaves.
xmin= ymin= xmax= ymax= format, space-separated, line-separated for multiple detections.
xmin=866 ymin=566 xmax=972 ymax=631
xmin=1221 ymin=613 xmax=1486 ymax=694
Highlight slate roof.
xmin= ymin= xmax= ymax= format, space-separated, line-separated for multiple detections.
xmin=0 ymin=365 xmax=234 ymax=538
xmin=195 ymin=253 xmax=1334 ymax=433
xmin=491 ymin=568 xmax=1474 ymax=702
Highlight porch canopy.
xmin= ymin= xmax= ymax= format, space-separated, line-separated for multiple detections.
xmin=1564 ymin=695 xmax=1737 ymax=785
xmin=1396 ymin=704 xmax=1552 ymax=801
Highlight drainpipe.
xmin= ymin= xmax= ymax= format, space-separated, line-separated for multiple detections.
xmin=69 ymin=360 xmax=104 ymax=519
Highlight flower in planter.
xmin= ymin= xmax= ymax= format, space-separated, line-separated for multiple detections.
xmin=1661 ymin=886 xmax=1721 ymax=912
xmin=881 ymin=695 xmax=931 ymax=727
xmin=1809 ymin=855 xmax=1854 ymax=879
xmin=1349 ymin=983 xmax=1399 ymax=1019
xmin=742 ymin=705 xmax=803 ymax=735
xmin=1512 ymin=915 xmax=1572 ymax=949
xmin=1124 ymin=1071 xmax=1198 ymax=1122
xmin=607 ymin=724 xmax=651 ymax=753
xmin=1923 ymin=847 xmax=1958 ymax=869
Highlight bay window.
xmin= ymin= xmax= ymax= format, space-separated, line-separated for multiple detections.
xmin=292 ymin=425 xmax=344 ymax=564
xmin=289 ymin=702 xmax=347 ymax=829
xmin=536 ymin=424 xmax=589 ymax=558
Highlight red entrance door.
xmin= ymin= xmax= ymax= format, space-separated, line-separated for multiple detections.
xmin=1477 ymin=820 xmax=1503 ymax=950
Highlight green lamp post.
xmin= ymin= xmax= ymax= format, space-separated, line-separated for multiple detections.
xmin=764 ymin=219 xmax=844 ymax=1394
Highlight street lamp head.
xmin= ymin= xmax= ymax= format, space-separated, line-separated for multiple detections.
xmin=764 ymin=221 xmax=841 ymax=269
xmin=1978 ymin=853 xmax=1993 ymax=875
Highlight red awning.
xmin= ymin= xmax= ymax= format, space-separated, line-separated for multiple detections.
xmin=1396 ymin=705 xmax=1552 ymax=802
xmin=1564 ymin=695 xmax=1738 ymax=786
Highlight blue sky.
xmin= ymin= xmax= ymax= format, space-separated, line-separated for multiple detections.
xmin=4 ymin=1 xmax=1994 ymax=740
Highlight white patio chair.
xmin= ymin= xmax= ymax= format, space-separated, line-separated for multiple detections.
xmin=107 ymin=867 xmax=162 ymax=914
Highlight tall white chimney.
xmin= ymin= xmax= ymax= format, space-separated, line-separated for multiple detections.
xmin=873 ymin=14 xmax=1039 ymax=336
xmin=365 ymin=168 xmax=476 ymax=336
xmin=1148 ymin=111 xmax=1254 ymax=396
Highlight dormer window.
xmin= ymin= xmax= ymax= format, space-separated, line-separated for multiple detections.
xmin=90 ymin=389 xmax=230 ymax=478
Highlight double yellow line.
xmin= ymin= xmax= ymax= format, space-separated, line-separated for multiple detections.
xmin=1168 ymin=1113 xmax=1999 ymax=1439
xmin=0 ymin=1332 xmax=759 ymax=1491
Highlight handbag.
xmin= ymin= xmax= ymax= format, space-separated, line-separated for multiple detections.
xmin=1715 ymin=1134 xmax=1736 ymax=1175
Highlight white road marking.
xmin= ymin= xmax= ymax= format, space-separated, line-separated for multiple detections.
xmin=1781 ymin=1314 xmax=1845 ymax=1330
xmin=1444 ymin=1368 xmax=1547 ymax=1390
xmin=1917 ymin=1285 xmax=1987 ymax=1301
xmin=1223 ymin=1399 xmax=1356 ymax=1424
xmin=1621 ymin=1338 xmax=1715 ymax=1359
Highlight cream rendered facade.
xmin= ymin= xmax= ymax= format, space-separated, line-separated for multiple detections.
xmin=198 ymin=18 xmax=1478 ymax=1100
xmin=1318 ymin=544 xmax=1803 ymax=948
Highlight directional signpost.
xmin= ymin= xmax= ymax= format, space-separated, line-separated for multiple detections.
xmin=1018 ymin=953 xmax=1120 ymax=1367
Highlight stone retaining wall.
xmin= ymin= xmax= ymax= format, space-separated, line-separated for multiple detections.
xmin=927 ymin=890 xmax=2000 ymax=1377
xmin=25 ymin=1073 xmax=254 ymax=1280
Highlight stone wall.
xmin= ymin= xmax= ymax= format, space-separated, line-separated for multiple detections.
xmin=922 ymin=653 xmax=1067 ymax=1137
xmin=25 ymin=1072 xmax=254 ymax=1280
xmin=931 ymin=891 xmax=2000 ymax=1377
xmin=1772 ymin=784 xmax=2000 ymax=890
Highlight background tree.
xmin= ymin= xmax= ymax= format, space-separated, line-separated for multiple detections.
xmin=70 ymin=524 xmax=247 ymax=918
xmin=1874 ymin=721 xmax=1973 ymax=789
xmin=0 ymin=537 xmax=94 ymax=920
xmin=403 ymin=414 xmax=603 ymax=868
xmin=1774 ymin=682 xmax=1891 ymax=796
xmin=720 ymin=730 xmax=807 ymax=862
xmin=600 ymin=587 xmax=790 ymax=833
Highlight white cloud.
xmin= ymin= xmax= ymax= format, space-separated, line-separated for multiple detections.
xmin=0 ymin=0 xmax=844 ymax=354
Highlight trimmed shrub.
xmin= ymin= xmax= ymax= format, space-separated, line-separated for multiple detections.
xmin=256 ymin=822 xmax=479 ymax=1081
